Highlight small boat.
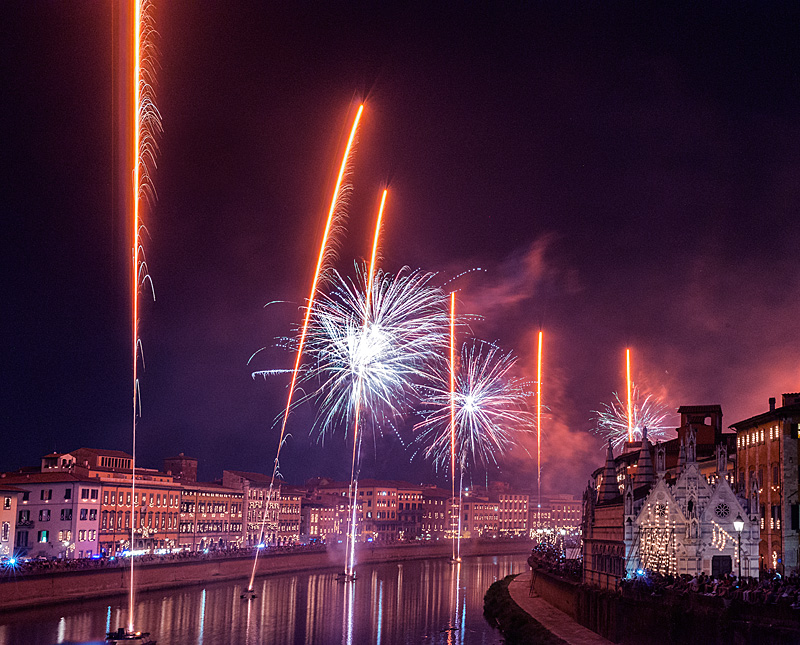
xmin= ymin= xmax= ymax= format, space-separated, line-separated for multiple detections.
xmin=105 ymin=627 xmax=156 ymax=645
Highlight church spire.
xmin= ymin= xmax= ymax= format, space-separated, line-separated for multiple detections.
xmin=636 ymin=426 xmax=655 ymax=487
xmin=598 ymin=439 xmax=619 ymax=502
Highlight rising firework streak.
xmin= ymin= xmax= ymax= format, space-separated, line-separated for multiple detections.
xmin=247 ymin=104 xmax=364 ymax=594
xmin=128 ymin=0 xmax=161 ymax=635
xmin=626 ymin=348 xmax=633 ymax=443
xmin=536 ymin=330 xmax=543 ymax=527
xmin=449 ymin=293 xmax=458 ymax=561
xmin=344 ymin=189 xmax=388 ymax=579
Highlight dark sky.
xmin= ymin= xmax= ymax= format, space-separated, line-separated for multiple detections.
xmin=3 ymin=2 xmax=799 ymax=496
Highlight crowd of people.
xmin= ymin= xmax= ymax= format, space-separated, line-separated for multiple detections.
xmin=0 ymin=543 xmax=327 ymax=579
xmin=619 ymin=569 xmax=800 ymax=609
xmin=527 ymin=541 xmax=800 ymax=611
xmin=527 ymin=542 xmax=582 ymax=582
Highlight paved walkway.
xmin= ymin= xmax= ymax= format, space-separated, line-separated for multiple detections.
xmin=508 ymin=571 xmax=613 ymax=645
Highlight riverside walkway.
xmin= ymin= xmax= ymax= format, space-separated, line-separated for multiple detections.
xmin=508 ymin=570 xmax=613 ymax=645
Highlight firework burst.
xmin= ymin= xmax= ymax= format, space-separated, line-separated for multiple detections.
xmin=414 ymin=339 xmax=534 ymax=472
xmin=592 ymin=384 xmax=674 ymax=450
xmin=295 ymin=265 xmax=450 ymax=440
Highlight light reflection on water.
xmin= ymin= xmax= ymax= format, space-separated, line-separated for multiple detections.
xmin=0 ymin=554 xmax=525 ymax=645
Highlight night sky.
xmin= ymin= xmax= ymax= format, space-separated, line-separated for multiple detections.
xmin=3 ymin=3 xmax=799 ymax=495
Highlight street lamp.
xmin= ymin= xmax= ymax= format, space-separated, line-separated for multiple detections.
xmin=733 ymin=513 xmax=744 ymax=580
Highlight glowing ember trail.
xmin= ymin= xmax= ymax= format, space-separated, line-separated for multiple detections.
xmin=344 ymin=189 xmax=387 ymax=579
xmin=247 ymin=104 xmax=364 ymax=593
xmin=536 ymin=330 xmax=543 ymax=527
xmin=127 ymin=0 xmax=161 ymax=634
xmin=449 ymin=293 xmax=459 ymax=561
xmin=626 ymin=348 xmax=633 ymax=443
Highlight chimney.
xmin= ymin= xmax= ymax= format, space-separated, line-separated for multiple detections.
xmin=769 ymin=397 xmax=776 ymax=412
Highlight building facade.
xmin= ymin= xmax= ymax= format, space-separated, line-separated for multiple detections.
xmin=396 ymin=484 xmax=424 ymax=540
xmin=530 ymin=494 xmax=581 ymax=535
xmin=421 ymin=487 xmax=450 ymax=540
xmin=1 ymin=473 xmax=102 ymax=559
xmin=731 ymin=393 xmax=800 ymax=573
xmin=583 ymin=412 xmax=757 ymax=591
xmin=177 ymin=483 xmax=243 ymax=551
xmin=222 ymin=470 xmax=283 ymax=546
xmin=496 ymin=492 xmax=529 ymax=537
xmin=0 ymin=485 xmax=22 ymax=560
xmin=460 ymin=496 xmax=498 ymax=537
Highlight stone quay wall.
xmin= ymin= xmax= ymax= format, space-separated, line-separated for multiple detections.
xmin=0 ymin=539 xmax=532 ymax=612
xmin=530 ymin=566 xmax=800 ymax=645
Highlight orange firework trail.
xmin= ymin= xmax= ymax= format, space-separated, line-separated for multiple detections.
xmin=128 ymin=0 xmax=160 ymax=633
xmin=248 ymin=104 xmax=364 ymax=591
xmin=537 ymin=330 xmax=543 ymax=526
xmin=449 ymin=291 xmax=458 ymax=561
xmin=344 ymin=189 xmax=387 ymax=578
xmin=626 ymin=348 xmax=633 ymax=443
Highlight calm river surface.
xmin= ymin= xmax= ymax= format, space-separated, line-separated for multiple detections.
xmin=0 ymin=554 xmax=527 ymax=645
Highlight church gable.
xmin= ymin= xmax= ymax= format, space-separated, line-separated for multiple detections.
xmin=634 ymin=478 xmax=687 ymax=527
xmin=702 ymin=478 xmax=747 ymax=531
xmin=672 ymin=463 xmax=712 ymax=515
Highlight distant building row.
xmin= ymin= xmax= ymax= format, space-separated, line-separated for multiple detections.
xmin=0 ymin=448 xmax=549 ymax=561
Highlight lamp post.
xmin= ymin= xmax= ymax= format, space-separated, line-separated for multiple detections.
xmin=733 ymin=513 xmax=744 ymax=580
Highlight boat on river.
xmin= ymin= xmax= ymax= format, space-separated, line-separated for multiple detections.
xmin=105 ymin=627 xmax=156 ymax=645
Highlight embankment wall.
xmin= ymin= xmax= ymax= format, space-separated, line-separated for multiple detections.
xmin=530 ymin=566 xmax=800 ymax=645
xmin=0 ymin=540 xmax=531 ymax=612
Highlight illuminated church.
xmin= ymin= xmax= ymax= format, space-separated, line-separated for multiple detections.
xmin=583 ymin=406 xmax=760 ymax=589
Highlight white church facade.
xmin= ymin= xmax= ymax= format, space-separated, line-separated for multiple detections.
xmin=623 ymin=428 xmax=760 ymax=578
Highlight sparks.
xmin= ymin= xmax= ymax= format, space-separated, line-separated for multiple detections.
xmin=297 ymin=266 xmax=450 ymax=443
xmin=415 ymin=339 xmax=534 ymax=473
xmin=128 ymin=0 xmax=161 ymax=633
xmin=592 ymin=384 xmax=675 ymax=451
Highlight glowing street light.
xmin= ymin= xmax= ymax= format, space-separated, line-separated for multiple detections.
xmin=733 ymin=513 xmax=744 ymax=580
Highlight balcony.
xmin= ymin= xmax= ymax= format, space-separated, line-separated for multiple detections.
xmin=17 ymin=520 xmax=34 ymax=528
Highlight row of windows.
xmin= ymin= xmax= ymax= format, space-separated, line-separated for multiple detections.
xmin=28 ymin=508 xmax=99 ymax=522
xmin=738 ymin=426 xmax=782 ymax=449
xmin=180 ymin=502 xmax=233 ymax=514
xmin=109 ymin=491 xmax=178 ymax=508
xmin=99 ymin=511 xmax=180 ymax=531
xmin=99 ymin=456 xmax=131 ymax=469
xmin=739 ymin=464 xmax=782 ymax=490
xmin=28 ymin=529 xmax=96 ymax=543
xmin=179 ymin=522 xmax=232 ymax=533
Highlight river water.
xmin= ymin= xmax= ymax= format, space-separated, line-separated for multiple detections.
xmin=0 ymin=554 xmax=527 ymax=645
